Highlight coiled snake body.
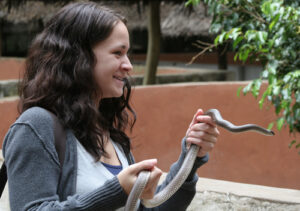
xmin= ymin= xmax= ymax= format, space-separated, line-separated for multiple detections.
xmin=125 ymin=109 xmax=275 ymax=211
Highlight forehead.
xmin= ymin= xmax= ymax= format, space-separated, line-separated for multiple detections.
xmin=95 ymin=21 xmax=130 ymax=49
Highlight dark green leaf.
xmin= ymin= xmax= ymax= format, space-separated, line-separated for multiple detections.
xmin=269 ymin=14 xmax=280 ymax=30
xmin=233 ymin=36 xmax=244 ymax=49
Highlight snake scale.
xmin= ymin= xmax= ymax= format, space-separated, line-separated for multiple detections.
xmin=125 ymin=109 xmax=275 ymax=211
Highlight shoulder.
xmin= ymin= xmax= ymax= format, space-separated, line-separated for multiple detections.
xmin=17 ymin=106 xmax=56 ymax=141
xmin=12 ymin=107 xmax=54 ymax=140
xmin=3 ymin=107 xmax=56 ymax=155
xmin=14 ymin=106 xmax=55 ymax=137
xmin=17 ymin=106 xmax=53 ymax=126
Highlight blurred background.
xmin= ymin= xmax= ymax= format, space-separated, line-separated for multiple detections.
xmin=0 ymin=0 xmax=263 ymax=82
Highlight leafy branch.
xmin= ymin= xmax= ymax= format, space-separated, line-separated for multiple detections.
xmin=188 ymin=40 xmax=216 ymax=64
xmin=186 ymin=0 xmax=300 ymax=154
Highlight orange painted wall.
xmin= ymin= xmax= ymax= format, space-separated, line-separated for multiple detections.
xmin=0 ymin=58 xmax=24 ymax=80
xmin=0 ymin=82 xmax=299 ymax=190
xmin=0 ymin=98 xmax=19 ymax=144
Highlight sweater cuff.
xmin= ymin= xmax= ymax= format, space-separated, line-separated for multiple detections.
xmin=180 ymin=138 xmax=209 ymax=181
xmin=75 ymin=176 xmax=128 ymax=210
xmin=186 ymin=153 xmax=209 ymax=182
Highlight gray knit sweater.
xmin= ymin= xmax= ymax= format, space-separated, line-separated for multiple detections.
xmin=2 ymin=107 xmax=208 ymax=211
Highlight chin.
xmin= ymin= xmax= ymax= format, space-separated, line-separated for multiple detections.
xmin=115 ymin=92 xmax=124 ymax=98
xmin=110 ymin=91 xmax=124 ymax=98
xmin=102 ymin=87 xmax=124 ymax=98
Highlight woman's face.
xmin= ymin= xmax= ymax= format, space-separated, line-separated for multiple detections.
xmin=93 ymin=21 xmax=132 ymax=99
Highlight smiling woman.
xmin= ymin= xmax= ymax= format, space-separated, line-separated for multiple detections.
xmin=93 ymin=21 xmax=133 ymax=99
xmin=2 ymin=2 xmax=219 ymax=211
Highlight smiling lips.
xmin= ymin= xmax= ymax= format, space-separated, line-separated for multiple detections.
xmin=113 ymin=75 xmax=126 ymax=83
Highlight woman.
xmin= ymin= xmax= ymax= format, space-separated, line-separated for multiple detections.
xmin=3 ymin=2 xmax=219 ymax=210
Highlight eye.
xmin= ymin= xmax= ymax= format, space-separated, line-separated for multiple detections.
xmin=113 ymin=51 xmax=122 ymax=56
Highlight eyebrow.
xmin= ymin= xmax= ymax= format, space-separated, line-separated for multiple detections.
xmin=113 ymin=43 xmax=130 ymax=50
xmin=120 ymin=44 xmax=130 ymax=50
xmin=110 ymin=43 xmax=130 ymax=52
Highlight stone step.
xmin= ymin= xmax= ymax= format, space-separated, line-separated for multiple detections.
xmin=0 ymin=80 xmax=18 ymax=98
xmin=159 ymin=174 xmax=300 ymax=211
xmin=130 ymin=69 xmax=235 ymax=85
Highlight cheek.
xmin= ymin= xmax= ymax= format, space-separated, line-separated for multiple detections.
xmin=94 ymin=56 xmax=116 ymax=76
xmin=94 ymin=58 xmax=108 ymax=77
xmin=93 ymin=54 xmax=120 ymax=85
xmin=93 ymin=65 xmax=102 ymax=83
xmin=93 ymin=63 xmax=106 ymax=88
xmin=93 ymin=61 xmax=116 ymax=90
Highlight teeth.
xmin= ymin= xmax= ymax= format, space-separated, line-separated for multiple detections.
xmin=114 ymin=76 xmax=124 ymax=81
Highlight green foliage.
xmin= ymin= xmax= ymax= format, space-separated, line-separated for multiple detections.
xmin=186 ymin=0 xmax=300 ymax=153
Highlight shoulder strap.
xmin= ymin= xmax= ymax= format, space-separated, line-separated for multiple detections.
xmin=0 ymin=163 xmax=7 ymax=197
xmin=49 ymin=112 xmax=67 ymax=168
xmin=0 ymin=111 xmax=66 ymax=198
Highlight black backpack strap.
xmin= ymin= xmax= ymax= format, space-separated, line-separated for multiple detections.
xmin=0 ymin=163 xmax=7 ymax=197
xmin=49 ymin=112 xmax=66 ymax=168
xmin=0 ymin=111 xmax=66 ymax=198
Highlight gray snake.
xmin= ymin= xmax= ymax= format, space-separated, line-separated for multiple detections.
xmin=125 ymin=109 xmax=275 ymax=211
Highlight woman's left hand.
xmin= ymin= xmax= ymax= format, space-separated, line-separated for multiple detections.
xmin=185 ymin=109 xmax=220 ymax=157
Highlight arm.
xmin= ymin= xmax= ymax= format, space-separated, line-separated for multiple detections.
xmin=3 ymin=123 xmax=127 ymax=211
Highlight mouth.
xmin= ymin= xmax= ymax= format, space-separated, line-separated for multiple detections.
xmin=113 ymin=75 xmax=125 ymax=82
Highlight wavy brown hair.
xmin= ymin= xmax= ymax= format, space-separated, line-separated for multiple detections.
xmin=19 ymin=2 xmax=136 ymax=160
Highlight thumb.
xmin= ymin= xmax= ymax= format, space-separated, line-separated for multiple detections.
xmin=186 ymin=109 xmax=205 ymax=136
xmin=129 ymin=159 xmax=158 ymax=174
xmin=190 ymin=109 xmax=204 ymax=126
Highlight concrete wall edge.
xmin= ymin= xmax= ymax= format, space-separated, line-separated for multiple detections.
xmin=196 ymin=177 xmax=300 ymax=204
xmin=158 ymin=173 xmax=300 ymax=205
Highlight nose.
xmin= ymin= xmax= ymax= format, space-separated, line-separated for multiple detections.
xmin=121 ymin=56 xmax=133 ymax=72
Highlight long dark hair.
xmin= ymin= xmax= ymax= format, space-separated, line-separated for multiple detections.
xmin=19 ymin=2 xmax=136 ymax=160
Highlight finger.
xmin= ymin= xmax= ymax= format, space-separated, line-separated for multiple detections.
xmin=141 ymin=167 xmax=162 ymax=199
xmin=185 ymin=137 xmax=215 ymax=157
xmin=186 ymin=109 xmax=204 ymax=136
xmin=145 ymin=166 xmax=162 ymax=188
xmin=189 ymin=123 xmax=220 ymax=136
xmin=190 ymin=123 xmax=210 ymax=131
xmin=117 ymin=159 xmax=158 ymax=196
xmin=186 ymin=137 xmax=215 ymax=152
xmin=198 ymin=142 xmax=215 ymax=156
xmin=189 ymin=109 xmax=204 ymax=127
xmin=187 ymin=131 xmax=217 ymax=143
xmin=186 ymin=132 xmax=217 ymax=145
xmin=196 ymin=115 xmax=216 ymax=126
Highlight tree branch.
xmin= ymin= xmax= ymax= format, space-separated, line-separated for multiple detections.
xmin=187 ymin=43 xmax=216 ymax=64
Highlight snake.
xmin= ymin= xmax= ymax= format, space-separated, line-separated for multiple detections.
xmin=124 ymin=109 xmax=275 ymax=211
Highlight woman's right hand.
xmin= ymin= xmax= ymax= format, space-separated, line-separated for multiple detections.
xmin=117 ymin=159 xmax=162 ymax=199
